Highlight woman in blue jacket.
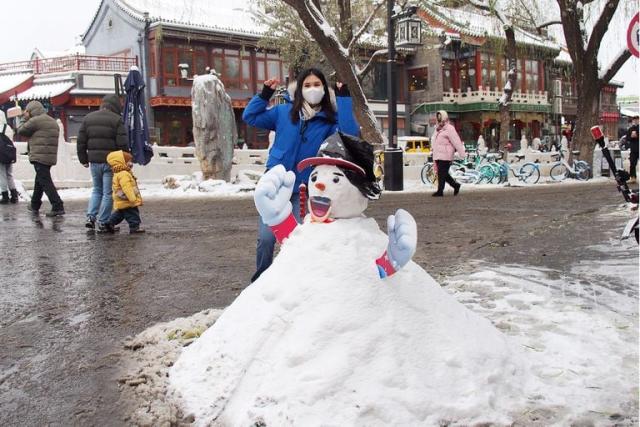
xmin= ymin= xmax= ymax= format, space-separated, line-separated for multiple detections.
xmin=243 ymin=67 xmax=359 ymax=282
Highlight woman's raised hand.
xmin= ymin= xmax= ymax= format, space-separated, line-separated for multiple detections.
xmin=264 ymin=78 xmax=279 ymax=90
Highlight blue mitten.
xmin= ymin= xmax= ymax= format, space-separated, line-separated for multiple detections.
xmin=386 ymin=209 xmax=417 ymax=271
xmin=254 ymin=165 xmax=295 ymax=226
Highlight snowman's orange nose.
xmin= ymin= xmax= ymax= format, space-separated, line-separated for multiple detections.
xmin=315 ymin=182 xmax=326 ymax=191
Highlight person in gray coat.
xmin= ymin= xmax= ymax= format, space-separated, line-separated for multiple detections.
xmin=77 ymin=94 xmax=128 ymax=229
xmin=17 ymin=100 xmax=64 ymax=216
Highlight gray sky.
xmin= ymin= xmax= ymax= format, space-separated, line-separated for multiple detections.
xmin=0 ymin=0 xmax=637 ymax=96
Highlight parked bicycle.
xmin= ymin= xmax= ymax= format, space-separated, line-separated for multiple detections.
xmin=497 ymin=154 xmax=541 ymax=184
xmin=549 ymin=149 xmax=590 ymax=181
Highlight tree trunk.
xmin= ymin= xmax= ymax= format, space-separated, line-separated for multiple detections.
xmin=572 ymin=82 xmax=600 ymax=168
xmin=282 ymin=0 xmax=383 ymax=145
xmin=337 ymin=0 xmax=353 ymax=46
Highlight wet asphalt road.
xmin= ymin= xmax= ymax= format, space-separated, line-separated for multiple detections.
xmin=0 ymin=181 xmax=636 ymax=426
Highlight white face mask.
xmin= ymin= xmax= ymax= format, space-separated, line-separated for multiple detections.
xmin=302 ymin=86 xmax=325 ymax=105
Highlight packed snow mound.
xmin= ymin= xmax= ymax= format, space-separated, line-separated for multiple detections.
xmin=170 ymin=217 xmax=528 ymax=425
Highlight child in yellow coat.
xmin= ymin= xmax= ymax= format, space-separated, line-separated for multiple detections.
xmin=101 ymin=150 xmax=145 ymax=234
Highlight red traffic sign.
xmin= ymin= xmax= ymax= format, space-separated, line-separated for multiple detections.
xmin=628 ymin=13 xmax=639 ymax=58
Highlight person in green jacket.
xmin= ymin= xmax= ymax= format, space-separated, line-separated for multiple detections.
xmin=17 ymin=100 xmax=64 ymax=216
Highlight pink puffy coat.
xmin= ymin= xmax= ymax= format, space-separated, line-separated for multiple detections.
xmin=432 ymin=122 xmax=466 ymax=161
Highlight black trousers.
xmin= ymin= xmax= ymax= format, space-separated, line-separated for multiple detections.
xmin=630 ymin=149 xmax=638 ymax=178
xmin=436 ymin=160 xmax=458 ymax=194
xmin=31 ymin=162 xmax=63 ymax=211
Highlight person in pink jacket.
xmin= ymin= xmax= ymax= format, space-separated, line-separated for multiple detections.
xmin=431 ymin=110 xmax=466 ymax=197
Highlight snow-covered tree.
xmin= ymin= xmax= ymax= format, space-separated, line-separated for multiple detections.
xmin=254 ymin=0 xmax=387 ymax=76
xmin=266 ymin=0 xmax=389 ymax=144
xmin=515 ymin=0 xmax=634 ymax=166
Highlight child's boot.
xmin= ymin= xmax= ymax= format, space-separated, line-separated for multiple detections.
xmin=130 ymin=227 xmax=146 ymax=234
xmin=9 ymin=189 xmax=19 ymax=203
xmin=0 ymin=191 xmax=9 ymax=204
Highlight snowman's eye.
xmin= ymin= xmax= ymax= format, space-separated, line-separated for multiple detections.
xmin=333 ymin=176 xmax=340 ymax=183
xmin=310 ymin=173 xmax=317 ymax=182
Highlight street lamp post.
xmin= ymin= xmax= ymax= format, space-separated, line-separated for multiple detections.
xmin=384 ymin=2 xmax=420 ymax=191
xmin=384 ymin=0 xmax=403 ymax=191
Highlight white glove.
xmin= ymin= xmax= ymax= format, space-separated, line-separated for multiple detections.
xmin=386 ymin=209 xmax=417 ymax=271
xmin=254 ymin=165 xmax=295 ymax=226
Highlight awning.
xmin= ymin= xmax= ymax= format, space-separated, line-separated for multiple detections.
xmin=0 ymin=72 xmax=34 ymax=104
xmin=11 ymin=80 xmax=75 ymax=106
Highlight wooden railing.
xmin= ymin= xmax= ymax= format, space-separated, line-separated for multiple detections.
xmin=442 ymin=87 xmax=550 ymax=105
xmin=0 ymin=55 xmax=138 ymax=74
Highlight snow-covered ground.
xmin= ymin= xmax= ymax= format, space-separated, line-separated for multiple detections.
xmin=23 ymin=175 xmax=615 ymax=202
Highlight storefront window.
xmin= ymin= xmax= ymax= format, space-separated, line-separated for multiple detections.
xmin=480 ymin=53 xmax=497 ymax=90
xmin=211 ymin=47 xmax=253 ymax=89
xmin=525 ymin=59 xmax=539 ymax=92
xmin=459 ymin=56 xmax=476 ymax=91
xmin=256 ymin=51 xmax=287 ymax=85
xmin=407 ymin=67 xmax=428 ymax=91
xmin=442 ymin=60 xmax=453 ymax=92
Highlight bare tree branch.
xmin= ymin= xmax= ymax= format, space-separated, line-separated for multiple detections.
xmin=357 ymin=49 xmax=387 ymax=77
xmin=346 ymin=0 xmax=385 ymax=53
xmin=586 ymin=0 xmax=621 ymax=58
xmin=536 ymin=20 xmax=562 ymax=29
xmin=599 ymin=47 xmax=632 ymax=83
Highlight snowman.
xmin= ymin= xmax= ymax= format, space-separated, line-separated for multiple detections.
xmin=169 ymin=133 xmax=527 ymax=426
xmin=255 ymin=132 xmax=417 ymax=278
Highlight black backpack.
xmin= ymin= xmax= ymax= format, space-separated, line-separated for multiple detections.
xmin=0 ymin=124 xmax=17 ymax=164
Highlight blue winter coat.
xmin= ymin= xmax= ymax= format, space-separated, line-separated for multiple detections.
xmin=243 ymin=91 xmax=359 ymax=192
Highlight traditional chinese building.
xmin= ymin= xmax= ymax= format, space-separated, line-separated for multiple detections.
xmin=407 ymin=4 xmax=563 ymax=148
xmin=0 ymin=54 xmax=137 ymax=140
xmin=81 ymin=0 xmax=411 ymax=148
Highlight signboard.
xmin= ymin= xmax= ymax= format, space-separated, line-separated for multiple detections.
xmin=628 ymin=13 xmax=639 ymax=58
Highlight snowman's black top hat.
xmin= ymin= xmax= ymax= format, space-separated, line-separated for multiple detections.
xmin=297 ymin=132 xmax=366 ymax=175
xmin=298 ymin=132 xmax=381 ymax=199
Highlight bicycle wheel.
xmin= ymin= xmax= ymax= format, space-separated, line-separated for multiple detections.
xmin=421 ymin=163 xmax=436 ymax=185
xmin=519 ymin=163 xmax=540 ymax=184
xmin=498 ymin=163 xmax=509 ymax=184
xmin=550 ymin=163 xmax=568 ymax=181
xmin=478 ymin=164 xmax=494 ymax=183
xmin=574 ymin=161 xmax=590 ymax=181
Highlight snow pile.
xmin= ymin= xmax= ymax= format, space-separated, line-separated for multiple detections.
xmin=169 ymin=217 xmax=528 ymax=425
xmin=161 ymin=170 xmax=260 ymax=194
xmin=119 ymin=308 xmax=223 ymax=426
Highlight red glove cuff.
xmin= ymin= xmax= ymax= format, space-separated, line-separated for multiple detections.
xmin=375 ymin=251 xmax=397 ymax=278
xmin=270 ymin=213 xmax=298 ymax=243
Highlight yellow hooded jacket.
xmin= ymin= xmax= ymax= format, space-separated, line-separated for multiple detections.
xmin=106 ymin=150 xmax=143 ymax=210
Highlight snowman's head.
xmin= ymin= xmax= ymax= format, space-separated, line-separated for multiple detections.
xmin=298 ymin=132 xmax=381 ymax=221
xmin=307 ymin=164 xmax=368 ymax=220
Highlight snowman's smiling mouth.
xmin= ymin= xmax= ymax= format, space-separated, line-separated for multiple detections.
xmin=309 ymin=196 xmax=332 ymax=222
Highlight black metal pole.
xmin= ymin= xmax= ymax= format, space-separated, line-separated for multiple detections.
xmin=384 ymin=0 xmax=404 ymax=191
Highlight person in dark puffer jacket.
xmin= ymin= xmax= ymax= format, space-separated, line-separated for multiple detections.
xmin=17 ymin=100 xmax=64 ymax=217
xmin=77 ymin=94 xmax=129 ymax=230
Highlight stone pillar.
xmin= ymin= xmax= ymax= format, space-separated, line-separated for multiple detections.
xmin=191 ymin=74 xmax=237 ymax=181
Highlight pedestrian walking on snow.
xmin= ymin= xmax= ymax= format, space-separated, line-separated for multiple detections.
xmin=431 ymin=110 xmax=465 ymax=197
xmin=17 ymin=101 xmax=64 ymax=216
xmin=77 ymin=94 xmax=129 ymax=231
xmin=0 ymin=110 xmax=19 ymax=204
xmin=100 ymin=150 xmax=145 ymax=234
